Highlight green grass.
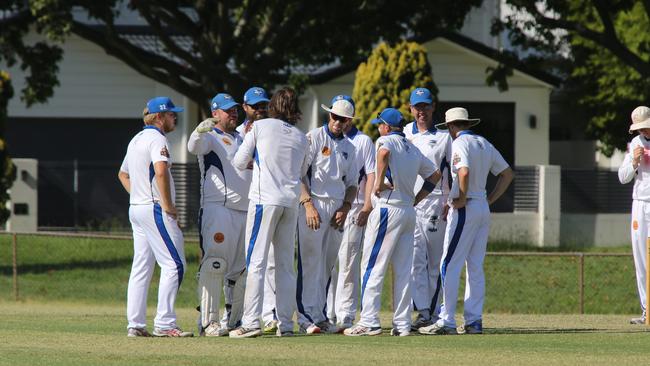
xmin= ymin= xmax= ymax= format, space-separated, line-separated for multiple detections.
xmin=0 ymin=234 xmax=641 ymax=313
xmin=0 ymin=302 xmax=649 ymax=366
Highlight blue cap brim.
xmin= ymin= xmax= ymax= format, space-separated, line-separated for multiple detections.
xmin=214 ymin=101 xmax=239 ymax=110
xmin=371 ymin=118 xmax=382 ymax=124
xmin=170 ymin=106 xmax=184 ymax=112
xmin=245 ymin=97 xmax=270 ymax=105
xmin=410 ymin=97 xmax=433 ymax=105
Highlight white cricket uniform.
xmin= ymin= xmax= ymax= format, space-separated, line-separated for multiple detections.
xmin=334 ymin=126 xmax=375 ymax=325
xmin=404 ymin=122 xmax=453 ymax=319
xmin=297 ymin=124 xmax=358 ymax=327
xmin=187 ymin=127 xmax=251 ymax=329
xmin=121 ymin=125 xmax=186 ymax=330
xmin=436 ymin=130 xmax=509 ymax=328
xmin=358 ymin=132 xmax=436 ymax=332
xmin=618 ymin=135 xmax=650 ymax=314
xmin=232 ymin=117 xmax=310 ymax=333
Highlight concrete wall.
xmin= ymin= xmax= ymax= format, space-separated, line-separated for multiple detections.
xmin=561 ymin=213 xmax=630 ymax=247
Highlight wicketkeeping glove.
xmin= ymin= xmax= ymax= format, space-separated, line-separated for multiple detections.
xmin=195 ymin=118 xmax=217 ymax=133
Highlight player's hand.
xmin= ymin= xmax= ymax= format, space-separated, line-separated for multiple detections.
xmin=374 ymin=181 xmax=393 ymax=197
xmin=195 ymin=118 xmax=217 ymax=133
xmin=164 ymin=205 xmax=178 ymax=220
xmin=441 ymin=204 xmax=450 ymax=221
xmin=356 ymin=204 xmax=372 ymax=227
xmin=330 ymin=205 xmax=350 ymax=229
xmin=450 ymin=196 xmax=466 ymax=209
xmin=304 ymin=202 xmax=321 ymax=230
xmin=633 ymin=146 xmax=644 ymax=168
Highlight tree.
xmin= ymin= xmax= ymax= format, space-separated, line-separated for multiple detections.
xmin=0 ymin=71 xmax=17 ymax=225
xmin=0 ymin=0 xmax=480 ymax=115
xmin=492 ymin=0 xmax=650 ymax=155
xmin=352 ymin=41 xmax=436 ymax=140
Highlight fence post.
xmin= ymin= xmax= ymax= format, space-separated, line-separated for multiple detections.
xmin=12 ymin=233 xmax=18 ymax=301
xmin=578 ymin=253 xmax=584 ymax=314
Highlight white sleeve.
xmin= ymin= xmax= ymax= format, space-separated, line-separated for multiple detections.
xmin=619 ymin=141 xmax=638 ymax=184
xmin=343 ymin=145 xmax=359 ymax=189
xmin=363 ymin=137 xmax=376 ymax=175
xmin=119 ymin=155 xmax=128 ymax=173
xmin=418 ymin=147 xmax=437 ymax=179
xmin=150 ymin=137 xmax=170 ymax=164
xmin=233 ymin=125 xmax=257 ymax=170
xmin=490 ymin=145 xmax=510 ymax=175
xmin=187 ymin=130 xmax=211 ymax=155
xmin=452 ymin=139 xmax=469 ymax=171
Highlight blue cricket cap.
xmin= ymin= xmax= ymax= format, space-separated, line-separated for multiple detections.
xmin=410 ymin=88 xmax=433 ymax=105
xmin=331 ymin=94 xmax=355 ymax=109
xmin=372 ymin=107 xmax=404 ymax=127
xmin=211 ymin=93 xmax=239 ymax=111
xmin=146 ymin=97 xmax=184 ymax=113
xmin=243 ymin=87 xmax=270 ymax=105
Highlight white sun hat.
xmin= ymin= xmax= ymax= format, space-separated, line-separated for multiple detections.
xmin=435 ymin=107 xmax=481 ymax=129
xmin=629 ymin=106 xmax=650 ymax=134
xmin=321 ymin=99 xmax=357 ymax=119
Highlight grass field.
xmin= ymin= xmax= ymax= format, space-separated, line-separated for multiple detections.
xmin=1 ymin=302 xmax=649 ymax=366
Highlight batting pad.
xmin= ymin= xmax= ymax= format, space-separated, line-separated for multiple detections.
xmin=198 ymin=257 xmax=227 ymax=329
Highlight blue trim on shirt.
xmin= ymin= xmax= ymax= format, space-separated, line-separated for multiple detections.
xmin=143 ymin=125 xmax=164 ymax=135
xmin=345 ymin=126 xmax=359 ymax=139
xmin=360 ymin=208 xmax=389 ymax=307
xmin=386 ymin=166 xmax=393 ymax=185
xmin=457 ymin=130 xmax=475 ymax=137
xmin=153 ymin=203 xmax=184 ymax=287
xmin=324 ymin=123 xmax=344 ymax=140
xmin=410 ymin=121 xmax=437 ymax=135
xmin=388 ymin=131 xmax=406 ymax=137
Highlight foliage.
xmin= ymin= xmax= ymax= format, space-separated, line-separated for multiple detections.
xmin=0 ymin=0 xmax=480 ymax=115
xmin=493 ymin=0 xmax=650 ymax=155
xmin=352 ymin=41 xmax=436 ymax=140
xmin=0 ymin=72 xmax=17 ymax=225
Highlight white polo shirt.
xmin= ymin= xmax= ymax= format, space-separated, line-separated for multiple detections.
xmin=306 ymin=124 xmax=358 ymax=201
xmin=345 ymin=126 xmax=375 ymax=206
xmin=373 ymin=132 xmax=437 ymax=208
xmin=448 ymin=130 xmax=509 ymax=202
xmin=233 ymin=118 xmax=310 ymax=208
xmin=405 ymin=121 xmax=453 ymax=212
xmin=120 ymin=126 xmax=175 ymax=205
xmin=618 ymin=135 xmax=650 ymax=201
xmin=187 ymin=127 xmax=251 ymax=212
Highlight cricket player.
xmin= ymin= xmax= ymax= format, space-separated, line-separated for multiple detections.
xmin=230 ymin=87 xmax=310 ymax=338
xmin=297 ymin=96 xmax=358 ymax=334
xmin=333 ymin=95 xmax=376 ymax=331
xmin=404 ymin=88 xmax=453 ymax=330
xmin=344 ymin=108 xmax=440 ymax=337
xmin=237 ymin=86 xmax=270 ymax=136
xmin=419 ymin=107 xmax=513 ymax=336
xmin=118 ymin=96 xmax=192 ymax=337
xmin=187 ymin=93 xmax=250 ymax=336
xmin=618 ymin=105 xmax=650 ymax=324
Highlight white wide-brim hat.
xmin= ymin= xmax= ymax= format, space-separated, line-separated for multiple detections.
xmin=629 ymin=106 xmax=650 ymax=134
xmin=321 ymin=99 xmax=357 ymax=119
xmin=435 ymin=107 xmax=480 ymax=129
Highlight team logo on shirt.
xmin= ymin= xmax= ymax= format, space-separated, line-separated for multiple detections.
xmin=322 ymin=146 xmax=331 ymax=156
xmin=222 ymin=137 xmax=232 ymax=146
xmin=342 ymin=151 xmax=348 ymax=160
xmin=428 ymin=140 xmax=437 ymax=147
xmin=214 ymin=232 xmax=225 ymax=243
xmin=160 ymin=146 xmax=170 ymax=158
xmin=452 ymin=152 xmax=460 ymax=166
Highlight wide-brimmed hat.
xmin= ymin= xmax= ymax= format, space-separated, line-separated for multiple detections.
xmin=321 ymin=99 xmax=356 ymax=119
xmin=435 ymin=107 xmax=480 ymax=129
xmin=629 ymin=106 xmax=650 ymax=134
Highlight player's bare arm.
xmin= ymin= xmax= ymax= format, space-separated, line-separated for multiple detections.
xmin=154 ymin=161 xmax=177 ymax=219
xmin=414 ymin=170 xmax=442 ymax=206
xmin=300 ymin=176 xmax=321 ymax=230
xmin=331 ymin=185 xmax=356 ymax=229
xmin=374 ymin=148 xmax=393 ymax=196
xmin=118 ymin=170 xmax=130 ymax=193
xmin=487 ymin=167 xmax=514 ymax=205
xmin=451 ymin=167 xmax=469 ymax=209
xmin=356 ymin=172 xmax=375 ymax=227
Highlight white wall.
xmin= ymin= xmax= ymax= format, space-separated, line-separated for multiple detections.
xmin=561 ymin=213 xmax=630 ymax=247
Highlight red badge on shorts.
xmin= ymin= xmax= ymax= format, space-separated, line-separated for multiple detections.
xmin=214 ymin=232 xmax=225 ymax=243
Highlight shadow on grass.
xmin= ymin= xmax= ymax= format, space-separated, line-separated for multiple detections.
xmin=484 ymin=327 xmax=650 ymax=335
xmin=0 ymin=258 xmax=134 ymax=275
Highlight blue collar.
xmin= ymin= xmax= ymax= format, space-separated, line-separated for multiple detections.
xmin=213 ymin=127 xmax=224 ymax=135
xmin=411 ymin=121 xmax=436 ymax=135
xmin=345 ymin=125 xmax=359 ymax=139
xmin=143 ymin=125 xmax=164 ymax=135
xmin=457 ymin=130 xmax=475 ymax=137
xmin=324 ymin=123 xmax=344 ymax=140
xmin=214 ymin=127 xmax=239 ymax=140
xmin=389 ymin=131 xmax=406 ymax=137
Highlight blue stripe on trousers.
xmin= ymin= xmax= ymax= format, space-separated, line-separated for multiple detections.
xmin=429 ymin=274 xmax=442 ymax=313
xmin=198 ymin=208 xmax=205 ymax=258
xmin=440 ymin=207 xmax=466 ymax=283
xmin=295 ymin=223 xmax=314 ymax=323
xmin=246 ymin=204 xmax=264 ymax=269
xmin=360 ymin=208 xmax=389 ymax=307
xmin=153 ymin=203 xmax=184 ymax=287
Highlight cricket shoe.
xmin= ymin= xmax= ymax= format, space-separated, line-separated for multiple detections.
xmin=336 ymin=320 xmax=353 ymax=334
xmin=343 ymin=325 xmax=382 ymax=336
xmin=127 ymin=327 xmax=151 ymax=337
xmin=629 ymin=311 xmax=646 ymax=325
xmin=390 ymin=328 xmax=410 ymax=337
xmin=276 ymin=329 xmax=294 ymax=337
xmin=153 ymin=327 xmax=193 ymax=337
xmin=316 ymin=321 xmax=339 ymax=334
xmin=263 ymin=320 xmax=278 ymax=334
xmin=411 ymin=314 xmax=433 ymax=331
xmin=299 ymin=323 xmax=321 ymax=334
xmin=418 ymin=323 xmax=458 ymax=335
xmin=204 ymin=321 xmax=229 ymax=337
xmin=229 ymin=327 xmax=262 ymax=338
xmin=458 ymin=320 xmax=483 ymax=334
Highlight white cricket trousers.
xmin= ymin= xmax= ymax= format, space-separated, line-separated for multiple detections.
xmin=334 ymin=203 xmax=365 ymax=324
xmin=411 ymin=195 xmax=447 ymax=318
xmin=437 ymin=199 xmax=490 ymax=328
xmin=358 ymin=205 xmax=416 ymax=332
xmin=630 ymin=200 xmax=649 ymax=313
xmin=127 ymin=203 xmax=186 ymax=329
xmin=241 ymin=203 xmax=297 ymax=333
xmin=296 ymin=197 xmax=343 ymax=326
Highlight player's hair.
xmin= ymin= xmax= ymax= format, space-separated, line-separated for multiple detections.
xmin=388 ymin=125 xmax=404 ymax=132
xmin=268 ymin=87 xmax=301 ymax=124
xmin=143 ymin=107 xmax=158 ymax=125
